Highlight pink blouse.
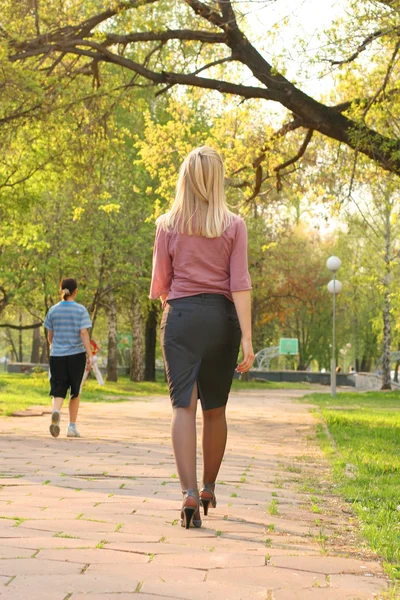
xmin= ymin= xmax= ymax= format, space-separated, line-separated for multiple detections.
xmin=149 ymin=215 xmax=251 ymax=302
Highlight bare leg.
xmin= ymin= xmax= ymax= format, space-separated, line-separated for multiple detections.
xmin=52 ymin=397 xmax=64 ymax=412
xmin=171 ymin=383 xmax=198 ymax=492
xmin=202 ymin=406 xmax=227 ymax=486
xmin=69 ymin=395 xmax=80 ymax=423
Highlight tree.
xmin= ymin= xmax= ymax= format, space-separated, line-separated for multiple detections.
xmin=3 ymin=0 xmax=400 ymax=185
xmin=347 ymin=177 xmax=400 ymax=388
xmin=0 ymin=77 xmax=157 ymax=374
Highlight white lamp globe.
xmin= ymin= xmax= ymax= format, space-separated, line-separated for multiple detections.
xmin=327 ymin=279 xmax=342 ymax=294
xmin=326 ymin=256 xmax=342 ymax=272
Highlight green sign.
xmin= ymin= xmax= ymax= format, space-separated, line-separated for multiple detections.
xmin=279 ymin=338 xmax=299 ymax=355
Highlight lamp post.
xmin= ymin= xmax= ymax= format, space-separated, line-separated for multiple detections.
xmin=327 ymin=256 xmax=342 ymax=396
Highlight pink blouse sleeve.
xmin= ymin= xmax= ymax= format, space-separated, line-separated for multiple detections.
xmin=149 ymin=226 xmax=173 ymax=299
xmin=230 ymin=218 xmax=252 ymax=293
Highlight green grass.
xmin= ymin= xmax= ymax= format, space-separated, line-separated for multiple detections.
xmin=0 ymin=372 xmax=169 ymax=416
xmin=267 ymin=499 xmax=279 ymax=515
xmin=0 ymin=372 xmax=313 ymax=416
xmin=232 ymin=379 xmax=313 ymax=390
xmin=302 ymin=390 xmax=400 ymax=580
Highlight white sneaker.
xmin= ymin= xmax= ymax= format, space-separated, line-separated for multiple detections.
xmin=66 ymin=426 xmax=81 ymax=438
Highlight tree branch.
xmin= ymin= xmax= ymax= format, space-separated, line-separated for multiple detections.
xmin=105 ymin=30 xmax=225 ymax=45
xmin=218 ymin=0 xmax=237 ymax=27
xmin=330 ymin=27 xmax=399 ymax=66
xmin=5 ymin=1 xmax=400 ymax=176
xmin=155 ymin=54 xmax=234 ymax=96
xmin=33 ymin=0 xmax=41 ymax=36
xmin=376 ymin=0 xmax=399 ymax=7
xmin=10 ymin=31 xmax=226 ymax=63
xmin=191 ymin=55 xmax=234 ymax=76
xmin=0 ymin=322 xmax=42 ymax=330
xmin=274 ymin=129 xmax=314 ymax=191
xmin=13 ymin=39 xmax=286 ymax=102
xmin=0 ymin=103 xmax=43 ymax=126
xmin=363 ymin=40 xmax=400 ymax=116
xmin=9 ymin=0 xmax=160 ymax=52
xmin=183 ymin=0 xmax=225 ymax=28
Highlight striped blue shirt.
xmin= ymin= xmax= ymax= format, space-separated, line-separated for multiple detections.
xmin=44 ymin=301 xmax=92 ymax=357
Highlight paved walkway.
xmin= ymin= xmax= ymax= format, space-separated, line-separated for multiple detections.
xmin=0 ymin=390 xmax=388 ymax=600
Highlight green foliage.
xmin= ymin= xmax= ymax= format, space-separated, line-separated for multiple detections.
xmin=0 ymin=373 xmax=168 ymax=416
xmin=1 ymin=0 xmax=400 ymax=379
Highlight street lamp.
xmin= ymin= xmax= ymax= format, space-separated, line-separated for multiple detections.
xmin=327 ymin=256 xmax=342 ymax=396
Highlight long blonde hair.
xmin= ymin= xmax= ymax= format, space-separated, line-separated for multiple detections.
xmin=157 ymin=146 xmax=232 ymax=238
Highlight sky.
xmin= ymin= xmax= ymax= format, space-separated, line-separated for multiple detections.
xmin=239 ymin=0 xmax=348 ymax=97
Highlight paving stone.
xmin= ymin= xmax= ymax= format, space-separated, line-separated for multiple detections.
xmin=0 ymin=557 xmax=83 ymax=577
xmin=0 ymin=589 xmax=66 ymax=600
xmin=104 ymin=540 xmax=215 ymax=554
xmin=329 ymin=573 xmax=387 ymax=595
xmin=0 ymin=391 xmax=388 ymax=599
xmin=0 ymin=547 xmax=34 ymax=559
xmin=207 ymin=565 xmax=327 ymax=589
xmin=4 ymin=573 xmax=139 ymax=595
xmin=71 ymin=595 xmax=176 ymax=600
xmin=273 ymin=588 xmax=382 ymax=600
xmin=82 ymin=531 xmax=163 ymax=544
xmin=19 ymin=518 xmax=117 ymax=534
xmin=0 ymin=536 xmax=98 ymax=550
xmin=141 ymin=580 xmax=268 ymax=599
xmin=270 ymin=555 xmax=383 ymax=575
xmin=152 ymin=552 xmax=266 ymax=569
xmin=36 ymin=548 xmax=149 ymax=564
xmin=87 ymin=562 xmax=206 ymax=582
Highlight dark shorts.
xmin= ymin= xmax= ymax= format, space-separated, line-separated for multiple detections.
xmin=160 ymin=294 xmax=242 ymax=411
xmin=49 ymin=352 xmax=86 ymax=399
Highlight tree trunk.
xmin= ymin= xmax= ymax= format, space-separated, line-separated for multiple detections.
xmin=0 ymin=286 xmax=8 ymax=316
xmin=6 ymin=328 xmax=18 ymax=361
xmin=18 ymin=313 xmax=23 ymax=362
xmin=359 ymin=356 xmax=372 ymax=372
xmin=144 ymin=304 xmax=158 ymax=382
xmin=106 ymin=292 xmax=118 ymax=382
xmin=130 ymin=294 xmax=144 ymax=382
xmin=39 ymin=337 xmax=48 ymax=363
xmin=381 ymin=210 xmax=391 ymax=390
xmin=30 ymin=326 xmax=41 ymax=363
xmin=381 ymin=289 xmax=391 ymax=389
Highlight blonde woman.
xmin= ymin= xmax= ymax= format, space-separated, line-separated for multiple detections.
xmin=150 ymin=146 xmax=254 ymax=529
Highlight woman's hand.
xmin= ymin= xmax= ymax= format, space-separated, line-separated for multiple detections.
xmin=86 ymin=356 xmax=93 ymax=372
xmin=160 ymin=293 xmax=168 ymax=310
xmin=236 ymin=338 xmax=255 ymax=373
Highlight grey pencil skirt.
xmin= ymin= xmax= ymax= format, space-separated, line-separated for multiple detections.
xmin=160 ymin=294 xmax=242 ymax=410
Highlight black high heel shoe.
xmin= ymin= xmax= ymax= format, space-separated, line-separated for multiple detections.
xmin=200 ymin=483 xmax=217 ymax=516
xmin=181 ymin=489 xmax=202 ymax=529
